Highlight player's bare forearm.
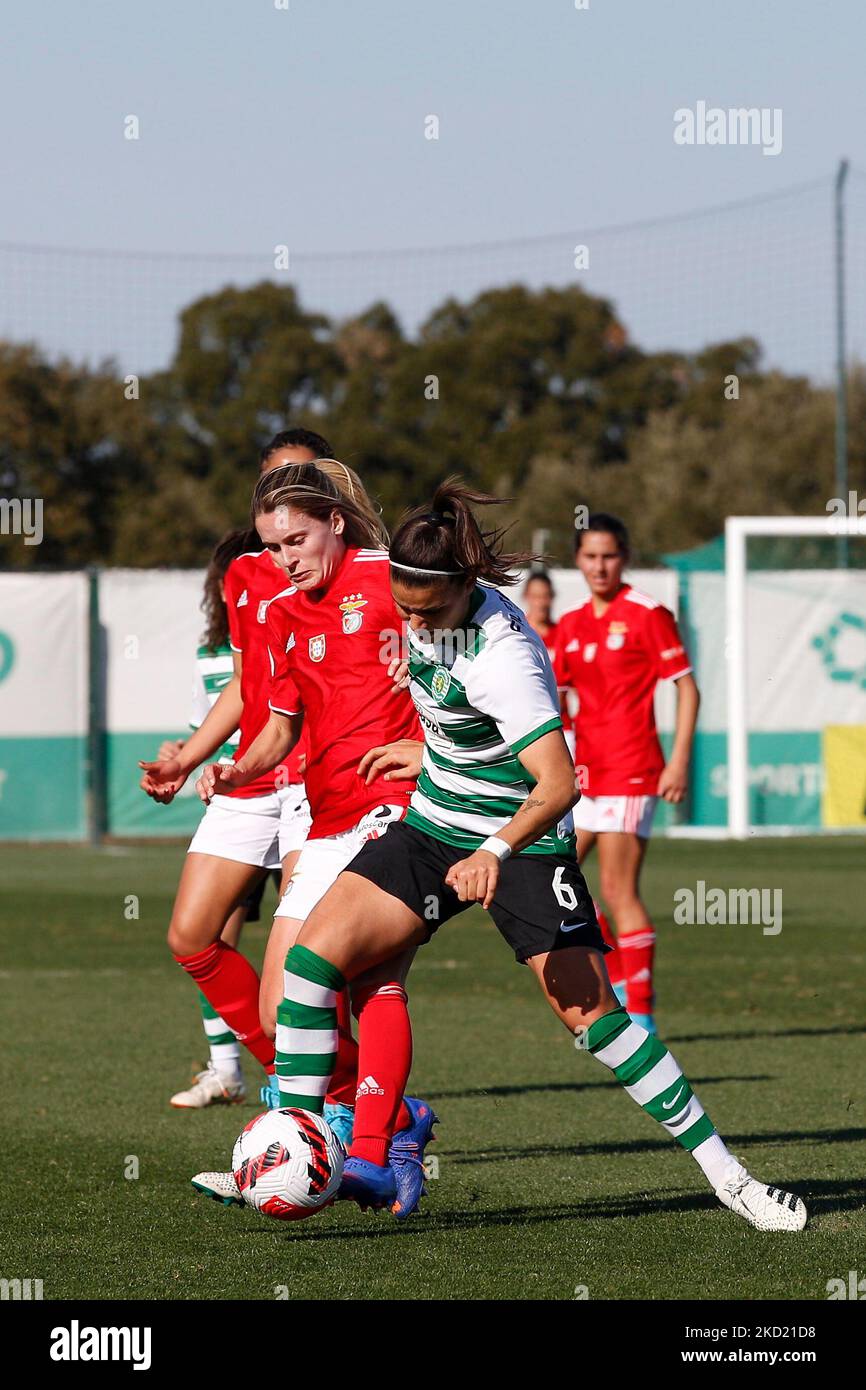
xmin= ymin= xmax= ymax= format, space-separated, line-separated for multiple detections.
xmin=176 ymin=676 xmax=243 ymax=772
xmin=495 ymin=729 xmax=579 ymax=855
xmin=231 ymin=710 xmax=303 ymax=786
xmin=669 ymin=672 xmax=700 ymax=767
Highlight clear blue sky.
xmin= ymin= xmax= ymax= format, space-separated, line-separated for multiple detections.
xmin=2 ymin=0 xmax=865 ymax=376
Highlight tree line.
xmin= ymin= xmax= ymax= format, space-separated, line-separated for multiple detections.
xmin=1 ymin=279 xmax=863 ymax=569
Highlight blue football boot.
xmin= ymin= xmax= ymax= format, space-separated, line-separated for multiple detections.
xmin=388 ymin=1097 xmax=438 ymax=1221
xmin=339 ymin=1156 xmax=397 ymax=1210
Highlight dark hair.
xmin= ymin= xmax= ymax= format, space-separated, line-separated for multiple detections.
xmin=576 ymin=511 xmax=630 ymax=557
xmin=523 ymin=568 xmax=554 ymax=597
xmin=260 ymin=428 xmax=334 ymax=469
xmin=390 ymin=477 xmax=536 ymax=588
xmin=201 ymin=526 xmax=261 ymax=651
xmin=251 ymin=459 xmax=387 ymax=550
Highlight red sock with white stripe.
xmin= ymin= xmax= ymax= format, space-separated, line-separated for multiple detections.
xmin=174 ymin=941 xmax=275 ymax=1068
xmin=619 ymin=928 xmax=656 ymax=1016
xmin=594 ymin=901 xmax=623 ymax=990
xmin=349 ymin=981 xmax=413 ymax=1166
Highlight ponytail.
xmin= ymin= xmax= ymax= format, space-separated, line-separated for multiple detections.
xmin=389 ymin=477 xmax=536 ymax=587
xmin=201 ymin=525 xmax=261 ymax=650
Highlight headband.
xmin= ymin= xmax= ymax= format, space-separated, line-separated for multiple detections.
xmin=389 ymin=560 xmax=463 ymax=577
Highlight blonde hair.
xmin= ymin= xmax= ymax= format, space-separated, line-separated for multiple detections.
xmin=251 ymin=458 xmax=388 ymax=550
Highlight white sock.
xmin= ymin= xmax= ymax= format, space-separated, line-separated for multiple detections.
xmin=210 ymin=1040 xmax=242 ymax=1077
xmin=692 ymin=1132 xmax=738 ymax=1189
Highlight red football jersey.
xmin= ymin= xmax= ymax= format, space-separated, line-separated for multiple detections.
xmin=223 ymin=549 xmax=306 ymax=797
xmin=554 ymin=584 xmax=691 ymax=796
xmin=266 ymin=547 xmax=421 ymax=838
xmin=529 ymin=618 xmax=573 ymax=733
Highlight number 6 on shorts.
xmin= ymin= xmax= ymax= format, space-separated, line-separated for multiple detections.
xmin=552 ymin=864 xmax=578 ymax=912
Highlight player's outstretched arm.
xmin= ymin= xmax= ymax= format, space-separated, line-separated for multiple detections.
xmin=138 ymin=668 xmax=244 ymax=803
xmin=196 ymin=708 xmax=304 ymax=804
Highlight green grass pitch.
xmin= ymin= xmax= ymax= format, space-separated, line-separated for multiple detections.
xmin=1 ymin=837 xmax=864 ymax=1301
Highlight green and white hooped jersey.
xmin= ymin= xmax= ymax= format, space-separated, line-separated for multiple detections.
xmin=190 ymin=643 xmax=238 ymax=763
xmin=405 ymin=584 xmax=575 ymax=856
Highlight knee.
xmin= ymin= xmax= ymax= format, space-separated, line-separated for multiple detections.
xmin=598 ymin=871 xmax=622 ymax=909
xmin=167 ymin=911 xmax=211 ymax=958
xmin=599 ymin=873 xmax=638 ymax=912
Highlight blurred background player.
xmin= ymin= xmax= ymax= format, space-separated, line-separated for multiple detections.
xmin=522 ymin=566 xmax=574 ymax=753
xmin=138 ymin=429 xmax=332 ymax=1105
xmin=166 ymin=524 xmax=284 ymax=1107
xmin=522 ymin=569 xmax=559 ymax=659
xmin=554 ymin=514 xmax=700 ymax=1034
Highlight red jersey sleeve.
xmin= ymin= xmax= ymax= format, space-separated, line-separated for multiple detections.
xmin=548 ymin=618 xmax=573 ymax=733
xmin=266 ymin=602 xmax=303 ymax=716
xmin=645 ymin=605 xmax=692 ymax=682
xmin=223 ymin=559 xmax=245 ymax=654
xmin=553 ymin=612 xmax=579 ymax=687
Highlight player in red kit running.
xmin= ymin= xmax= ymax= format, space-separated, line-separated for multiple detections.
xmin=554 ymin=514 xmax=700 ymax=1033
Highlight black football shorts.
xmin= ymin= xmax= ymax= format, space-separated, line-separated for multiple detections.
xmin=346 ymin=819 xmax=606 ymax=964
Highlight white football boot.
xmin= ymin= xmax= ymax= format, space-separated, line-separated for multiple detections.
xmin=715 ymin=1159 xmax=807 ymax=1231
xmin=170 ymin=1062 xmax=246 ymax=1109
xmin=191 ymin=1171 xmax=243 ymax=1206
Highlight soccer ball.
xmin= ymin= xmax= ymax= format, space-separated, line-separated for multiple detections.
xmin=231 ymin=1107 xmax=345 ymax=1221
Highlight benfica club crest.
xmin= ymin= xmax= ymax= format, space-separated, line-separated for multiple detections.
xmin=606 ymin=620 xmax=627 ymax=651
xmin=257 ymin=600 xmax=269 ymax=624
xmin=309 ymin=634 xmax=326 ymax=663
xmin=339 ymin=593 xmax=367 ymax=635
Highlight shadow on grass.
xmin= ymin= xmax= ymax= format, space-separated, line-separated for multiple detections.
xmin=426 ymin=1074 xmax=772 ymax=1101
xmin=440 ymin=1126 xmax=866 ymax=1165
xmin=236 ymin=1177 xmax=866 ymax=1243
xmin=665 ymin=1024 xmax=866 ymax=1045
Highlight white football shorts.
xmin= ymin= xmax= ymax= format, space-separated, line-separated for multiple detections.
xmin=572 ymin=793 xmax=658 ymax=839
xmin=188 ymin=784 xmax=311 ymax=870
xmin=275 ymin=803 xmax=405 ymax=922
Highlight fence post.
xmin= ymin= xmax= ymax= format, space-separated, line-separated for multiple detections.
xmin=85 ymin=566 xmax=107 ymax=842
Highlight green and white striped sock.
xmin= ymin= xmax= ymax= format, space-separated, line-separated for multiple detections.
xmin=197 ymin=991 xmax=241 ymax=1075
xmin=275 ymin=945 xmax=345 ymax=1112
xmin=586 ymin=1007 xmax=729 ymax=1179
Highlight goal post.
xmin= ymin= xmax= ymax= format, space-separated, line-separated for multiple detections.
xmin=725 ymin=514 xmax=866 ymax=839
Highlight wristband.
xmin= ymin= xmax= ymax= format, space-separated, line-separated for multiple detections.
xmin=479 ymin=836 xmax=512 ymax=862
